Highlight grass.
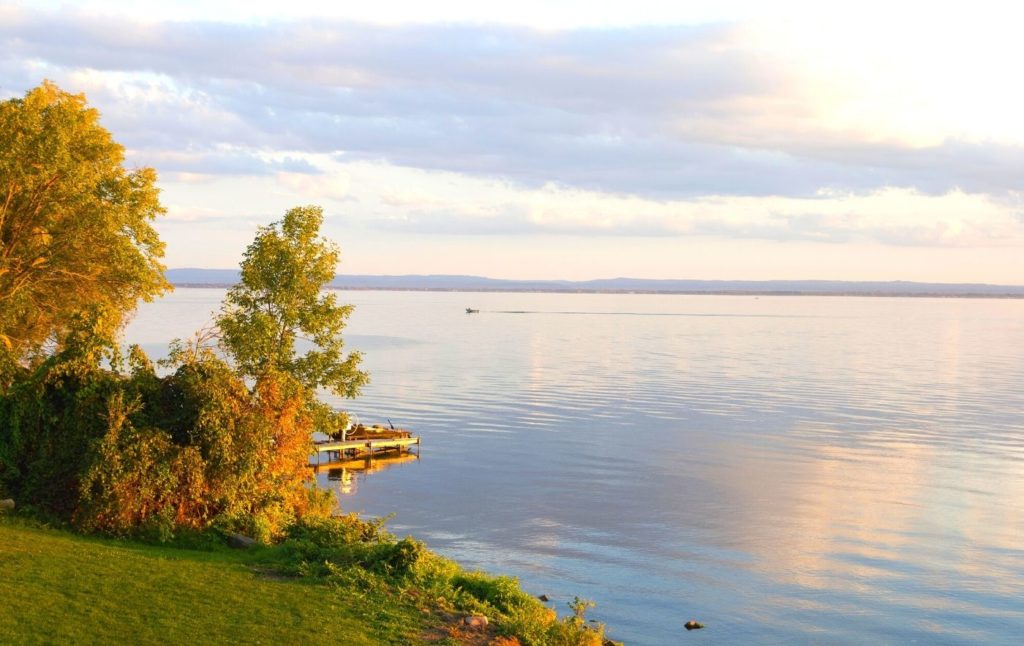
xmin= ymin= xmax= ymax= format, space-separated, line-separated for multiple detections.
xmin=0 ymin=516 xmax=430 ymax=645
xmin=0 ymin=513 xmax=611 ymax=646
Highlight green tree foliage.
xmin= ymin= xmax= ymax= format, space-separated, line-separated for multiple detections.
xmin=0 ymin=84 xmax=354 ymax=540
xmin=76 ymin=391 xmax=207 ymax=538
xmin=0 ymin=81 xmax=170 ymax=371
xmin=0 ymin=342 xmax=122 ymax=517
xmin=0 ymin=158 xmax=344 ymax=537
xmin=1 ymin=336 xmax=332 ymax=538
xmin=218 ymin=205 xmax=368 ymax=432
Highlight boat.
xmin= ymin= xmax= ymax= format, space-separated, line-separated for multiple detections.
xmin=465 ymin=308 xmax=479 ymax=314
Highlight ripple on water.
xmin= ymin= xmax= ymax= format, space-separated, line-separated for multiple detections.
xmin=128 ymin=291 xmax=1024 ymax=645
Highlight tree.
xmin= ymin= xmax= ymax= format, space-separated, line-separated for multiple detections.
xmin=217 ymin=206 xmax=368 ymax=432
xmin=0 ymin=81 xmax=169 ymax=368
xmin=0 ymin=87 xmax=344 ymax=539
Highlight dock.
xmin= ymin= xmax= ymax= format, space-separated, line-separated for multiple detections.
xmin=313 ymin=424 xmax=420 ymax=465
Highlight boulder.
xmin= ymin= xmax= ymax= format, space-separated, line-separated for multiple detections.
xmin=462 ymin=615 xmax=488 ymax=629
xmin=0 ymin=499 xmax=14 ymax=513
xmin=226 ymin=533 xmax=258 ymax=549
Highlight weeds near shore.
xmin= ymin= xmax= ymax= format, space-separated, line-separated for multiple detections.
xmin=273 ymin=515 xmax=609 ymax=645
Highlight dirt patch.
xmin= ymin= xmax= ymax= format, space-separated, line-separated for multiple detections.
xmin=419 ymin=611 xmax=512 ymax=645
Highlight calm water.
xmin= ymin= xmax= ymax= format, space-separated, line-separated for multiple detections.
xmin=125 ymin=289 xmax=1024 ymax=644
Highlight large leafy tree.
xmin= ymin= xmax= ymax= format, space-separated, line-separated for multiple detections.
xmin=0 ymin=81 xmax=169 ymax=366
xmin=218 ymin=206 xmax=368 ymax=432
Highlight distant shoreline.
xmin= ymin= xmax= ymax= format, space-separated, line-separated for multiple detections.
xmin=167 ymin=269 xmax=1024 ymax=298
xmin=170 ymin=283 xmax=1024 ymax=299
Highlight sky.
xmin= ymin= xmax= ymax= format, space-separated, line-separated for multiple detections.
xmin=3 ymin=1 xmax=1024 ymax=283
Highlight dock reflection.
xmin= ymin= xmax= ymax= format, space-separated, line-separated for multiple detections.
xmin=312 ymin=452 xmax=420 ymax=495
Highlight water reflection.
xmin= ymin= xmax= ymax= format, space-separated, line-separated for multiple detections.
xmin=711 ymin=435 xmax=935 ymax=585
xmin=313 ymin=452 xmax=421 ymax=497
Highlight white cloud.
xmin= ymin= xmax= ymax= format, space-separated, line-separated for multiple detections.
xmin=4 ymin=3 xmax=1024 ymax=282
xmin=200 ymin=158 xmax=1020 ymax=247
xmin=5 ymin=12 xmax=1024 ymax=201
xmin=275 ymin=169 xmax=351 ymax=201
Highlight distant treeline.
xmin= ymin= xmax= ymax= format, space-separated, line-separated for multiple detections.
xmin=168 ymin=268 xmax=1024 ymax=298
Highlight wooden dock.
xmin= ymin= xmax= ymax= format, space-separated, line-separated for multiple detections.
xmin=313 ymin=425 xmax=420 ymax=465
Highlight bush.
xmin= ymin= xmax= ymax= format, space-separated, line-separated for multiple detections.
xmin=0 ymin=353 xmax=121 ymax=518
xmin=377 ymin=537 xmax=424 ymax=576
xmin=76 ymin=396 xmax=208 ymax=536
xmin=452 ymin=572 xmax=534 ymax=614
xmin=0 ymin=342 xmax=333 ymax=541
xmin=285 ymin=513 xmax=388 ymax=547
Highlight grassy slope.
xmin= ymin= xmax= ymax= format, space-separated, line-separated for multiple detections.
xmin=0 ymin=518 xmax=431 ymax=645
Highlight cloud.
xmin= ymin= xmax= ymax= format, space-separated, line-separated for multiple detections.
xmin=275 ymin=170 xmax=352 ymax=201
xmin=3 ymin=9 xmax=1023 ymax=204
xmin=131 ymin=148 xmax=321 ymax=177
xmin=333 ymin=164 xmax=1024 ymax=246
xmin=5 ymin=5 xmax=1024 ymax=271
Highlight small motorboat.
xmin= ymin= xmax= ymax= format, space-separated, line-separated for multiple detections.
xmin=465 ymin=308 xmax=479 ymax=314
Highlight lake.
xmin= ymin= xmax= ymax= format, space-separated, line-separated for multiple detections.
xmin=125 ymin=288 xmax=1024 ymax=644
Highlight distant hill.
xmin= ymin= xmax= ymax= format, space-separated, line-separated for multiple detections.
xmin=166 ymin=268 xmax=1024 ymax=297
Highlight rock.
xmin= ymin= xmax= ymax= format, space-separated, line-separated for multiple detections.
xmin=226 ymin=533 xmax=257 ymax=549
xmin=538 ymin=594 xmax=549 ymax=602
xmin=0 ymin=499 xmax=14 ymax=513
xmin=684 ymin=620 xmax=705 ymax=631
xmin=462 ymin=615 xmax=488 ymax=629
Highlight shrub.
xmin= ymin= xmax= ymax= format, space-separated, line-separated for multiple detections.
xmin=0 ymin=340 xmax=334 ymax=541
xmin=452 ymin=573 xmax=534 ymax=614
xmin=376 ymin=537 xmax=424 ymax=576
xmin=0 ymin=349 xmax=121 ymax=517
xmin=76 ymin=394 xmax=208 ymax=535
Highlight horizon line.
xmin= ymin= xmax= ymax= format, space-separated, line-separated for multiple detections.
xmin=166 ymin=268 xmax=1024 ymax=290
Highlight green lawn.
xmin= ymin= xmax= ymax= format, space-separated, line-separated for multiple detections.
xmin=0 ymin=518 xmax=432 ymax=645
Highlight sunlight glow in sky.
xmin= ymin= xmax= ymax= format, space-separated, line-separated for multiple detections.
xmin=4 ymin=1 xmax=1024 ymax=282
